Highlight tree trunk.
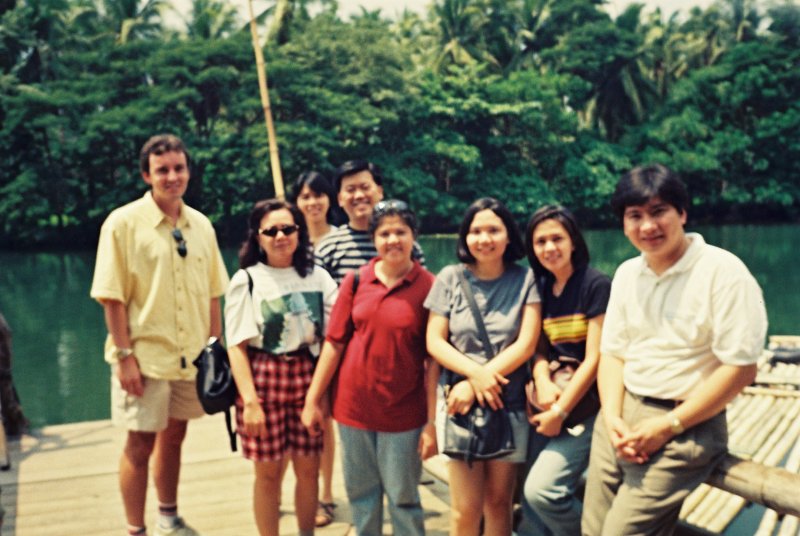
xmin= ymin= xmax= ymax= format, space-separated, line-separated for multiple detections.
xmin=0 ymin=312 xmax=28 ymax=437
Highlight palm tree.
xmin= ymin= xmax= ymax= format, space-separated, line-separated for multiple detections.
xmin=183 ymin=0 xmax=239 ymax=40
xmin=101 ymin=0 xmax=166 ymax=44
xmin=432 ymin=0 xmax=486 ymax=72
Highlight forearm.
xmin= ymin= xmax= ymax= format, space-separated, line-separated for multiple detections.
xmin=228 ymin=342 xmax=258 ymax=404
xmin=675 ymin=363 xmax=757 ymax=430
xmin=556 ymin=357 xmax=599 ymax=414
xmin=426 ymin=335 xmax=481 ymax=378
xmin=209 ymin=298 xmax=222 ymax=339
xmin=597 ymin=353 xmax=625 ymax=421
xmin=426 ymin=315 xmax=482 ymax=378
xmin=102 ymin=299 xmax=131 ymax=349
xmin=424 ymin=358 xmax=440 ymax=423
xmin=485 ymin=303 xmax=541 ymax=377
xmin=306 ymin=340 xmax=345 ymax=404
xmin=484 ymin=339 xmax=535 ymax=377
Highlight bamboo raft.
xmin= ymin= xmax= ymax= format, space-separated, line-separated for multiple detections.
xmin=680 ymin=336 xmax=800 ymax=535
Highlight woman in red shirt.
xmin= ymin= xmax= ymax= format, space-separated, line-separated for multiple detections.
xmin=302 ymin=200 xmax=438 ymax=536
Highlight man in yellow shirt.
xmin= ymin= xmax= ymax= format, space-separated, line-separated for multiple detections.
xmin=90 ymin=134 xmax=229 ymax=536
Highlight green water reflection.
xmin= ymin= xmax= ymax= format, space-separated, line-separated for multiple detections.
xmin=0 ymin=224 xmax=797 ymax=429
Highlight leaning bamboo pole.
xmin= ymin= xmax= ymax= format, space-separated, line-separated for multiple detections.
xmin=247 ymin=0 xmax=285 ymax=199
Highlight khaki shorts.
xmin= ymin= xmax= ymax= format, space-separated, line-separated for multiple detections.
xmin=111 ymin=374 xmax=205 ymax=432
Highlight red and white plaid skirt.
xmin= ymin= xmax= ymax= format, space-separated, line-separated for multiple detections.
xmin=236 ymin=348 xmax=323 ymax=461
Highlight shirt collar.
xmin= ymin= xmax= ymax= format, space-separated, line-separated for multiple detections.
xmin=364 ymin=257 xmax=421 ymax=285
xmin=141 ymin=191 xmax=188 ymax=228
xmin=639 ymin=232 xmax=705 ymax=277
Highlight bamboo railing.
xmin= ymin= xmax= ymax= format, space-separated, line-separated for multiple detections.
xmin=680 ymin=354 xmax=800 ymax=535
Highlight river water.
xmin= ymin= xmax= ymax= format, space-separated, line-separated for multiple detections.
xmin=0 ymin=224 xmax=798 ymax=429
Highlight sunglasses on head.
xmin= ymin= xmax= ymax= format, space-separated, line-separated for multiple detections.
xmin=373 ymin=199 xmax=409 ymax=217
xmin=171 ymin=228 xmax=187 ymax=258
xmin=259 ymin=224 xmax=299 ymax=237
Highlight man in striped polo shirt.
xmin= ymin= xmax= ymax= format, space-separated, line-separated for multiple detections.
xmin=315 ymin=160 xmax=424 ymax=284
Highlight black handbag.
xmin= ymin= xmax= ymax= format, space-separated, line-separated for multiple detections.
xmin=443 ymin=393 xmax=516 ymax=464
xmin=193 ymin=336 xmax=237 ymax=451
xmin=525 ymin=356 xmax=600 ymax=428
xmin=192 ymin=269 xmax=253 ymax=452
xmin=441 ymin=267 xmax=515 ymax=464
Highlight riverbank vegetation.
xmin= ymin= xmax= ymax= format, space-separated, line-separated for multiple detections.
xmin=1 ymin=0 xmax=798 ymax=247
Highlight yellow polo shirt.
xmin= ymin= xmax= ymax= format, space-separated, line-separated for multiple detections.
xmin=90 ymin=192 xmax=230 ymax=380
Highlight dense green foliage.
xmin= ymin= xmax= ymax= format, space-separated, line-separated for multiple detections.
xmin=1 ymin=0 xmax=798 ymax=247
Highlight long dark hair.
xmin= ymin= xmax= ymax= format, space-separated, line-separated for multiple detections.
xmin=289 ymin=170 xmax=341 ymax=225
xmin=237 ymin=199 xmax=314 ymax=276
xmin=456 ymin=197 xmax=524 ymax=265
xmin=525 ymin=205 xmax=590 ymax=283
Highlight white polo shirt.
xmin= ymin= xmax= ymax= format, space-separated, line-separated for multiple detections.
xmin=601 ymin=233 xmax=767 ymax=400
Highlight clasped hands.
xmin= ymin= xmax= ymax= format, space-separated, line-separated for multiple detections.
xmin=528 ymin=376 xmax=564 ymax=437
xmin=606 ymin=414 xmax=675 ymax=464
xmin=446 ymin=364 xmax=508 ymax=414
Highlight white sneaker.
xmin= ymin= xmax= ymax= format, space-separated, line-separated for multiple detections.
xmin=153 ymin=517 xmax=200 ymax=536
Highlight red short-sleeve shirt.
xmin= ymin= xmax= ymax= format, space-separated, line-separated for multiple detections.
xmin=326 ymin=258 xmax=434 ymax=432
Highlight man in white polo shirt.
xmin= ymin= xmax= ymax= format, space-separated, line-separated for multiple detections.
xmin=581 ymin=164 xmax=767 ymax=536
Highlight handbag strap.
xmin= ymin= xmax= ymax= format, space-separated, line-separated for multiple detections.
xmin=345 ymin=267 xmax=361 ymax=336
xmin=456 ymin=266 xmax=494 ymax=361
xmin=244 ymin=268 xmax=254 ymax=295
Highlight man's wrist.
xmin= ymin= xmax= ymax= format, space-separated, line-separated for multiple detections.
xmin=667 ymin=410 xmax=685 ymax=435
xmin=114 ymin=347 xmax=134 ymax=362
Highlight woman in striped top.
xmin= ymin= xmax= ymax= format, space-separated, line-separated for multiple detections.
xmin=518 ymin=205 xmax=611 ymax=536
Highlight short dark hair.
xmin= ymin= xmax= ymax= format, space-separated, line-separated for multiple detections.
xmin=289 ymin=171 xmax=337 ymax=222
xmin=456 ymin=197 xmax=525 ymax=265
xmin=525 ymin=205 xmax=590 ymax=280
xmin=611 ymin=164 xmax=689 ymax=220
xmin=238 ymin=199 xmax=314 ymax=276
xmin=368 ymin=199 xmax=419 ymax=238
xmin=333 ymin=160 xmax=384 ymax=192
xmin=139 ymin=134 xmax=190 ymax=174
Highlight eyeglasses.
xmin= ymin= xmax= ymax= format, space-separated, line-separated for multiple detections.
xmin=259 ymin=224 xmax=299 ymax=237
xmin=373 ymin=199 xmax=409 ymax=217
xmin=172 ymin=228 xmax=187 ymax=258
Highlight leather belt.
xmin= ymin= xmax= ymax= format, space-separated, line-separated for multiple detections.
xmin=641 ymin=395 xmax=683 ymax=409
xmin=250 ymin=347 xmax=310 ymax=362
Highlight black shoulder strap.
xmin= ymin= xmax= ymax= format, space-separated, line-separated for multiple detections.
xmin=346 ymin=268 xmax=361 ymax=335
xmin=245 ymin=268 xmax=254 ymax=295
xmin=456 ymin=266 xmax=494 ymax=361
xmin=225 ymin=409 xmax=237 ymax=452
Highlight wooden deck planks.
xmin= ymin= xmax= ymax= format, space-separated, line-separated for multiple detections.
xmin=0 ymin=416 xmax=451 ymax=535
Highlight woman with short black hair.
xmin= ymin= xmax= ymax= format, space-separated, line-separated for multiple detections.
xmin=425 ymin=197 xmax=541 ymax=536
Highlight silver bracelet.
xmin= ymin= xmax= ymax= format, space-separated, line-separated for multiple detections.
xmin=551 ymin=402 xmax=569 ymax=420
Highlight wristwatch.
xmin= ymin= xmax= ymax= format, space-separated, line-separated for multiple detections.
xmin=115 ymin=347 xmax=134 ymax=361
xmin=667 ymin=411 xmax=685 ymax=435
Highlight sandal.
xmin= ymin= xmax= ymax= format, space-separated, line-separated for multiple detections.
xmin=315 ymin=501 xmax=335 ymax=527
